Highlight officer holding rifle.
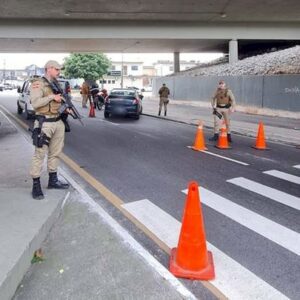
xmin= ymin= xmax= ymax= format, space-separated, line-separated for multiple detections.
xmin=209 ymin=80 xmax=236 ymax=143
xmin=29 ymin=60 xmax=70 ymax=200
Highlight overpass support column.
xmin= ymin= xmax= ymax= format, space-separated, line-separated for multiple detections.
xmin=174 ymin=52 xmax=180 ymax=73
xmin=229 ymin=39 xmax=238 ymax=64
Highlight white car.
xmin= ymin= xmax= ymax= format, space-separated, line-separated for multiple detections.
xmin=17 ymin=77 xmax=71 ymax=120
xmin=17 ymin=79 xmax=35 ymax=119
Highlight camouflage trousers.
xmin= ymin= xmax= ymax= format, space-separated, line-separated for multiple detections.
xmin=213 ymin=107 xmax=231 ymax=134
xmin=159 ymin=97 xmax=169 ymax=113
xmin=82 ymin=94 xmax=90 ymax=107
xmin=30 ymin=119 xmax=65 ymax=178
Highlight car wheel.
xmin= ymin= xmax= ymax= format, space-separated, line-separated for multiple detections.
xmin=134 ymin=114 xmax=140 ymax=120
xmin=17 ymin=102 xmax=23 ymax=114
xmin=104 ymin=112 xmax=110 ymax=118
xmin=97 ymin=102 xmax=104 ymax=111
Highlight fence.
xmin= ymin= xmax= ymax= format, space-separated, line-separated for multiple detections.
xmin=153 ymin=75 xmax=300 ymax=112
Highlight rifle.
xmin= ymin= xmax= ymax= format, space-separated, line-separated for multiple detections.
xmin=43 ymin=77 xmax=84 ymax=126
xmin=213 ymin=108 xmax=223 ymax=119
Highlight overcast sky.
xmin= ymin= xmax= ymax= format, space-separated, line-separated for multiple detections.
xmin=0 ymin=52 xmax=223 ymax=69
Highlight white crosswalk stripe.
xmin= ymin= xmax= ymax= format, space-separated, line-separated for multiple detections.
xmin=263 ymin=169 xmax=300 ymax=184
xmin=122 ymin=199 xmax=289 ymax=300
xmin=227 ymin=177 xmax=300 ymax=211
xmin=294 ymin=164 xmax=300 ymax=169
xmin=182 ymin=187 xmax=300 ymax=256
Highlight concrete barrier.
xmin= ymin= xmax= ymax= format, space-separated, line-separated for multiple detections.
xmin=153 ymin=75 xmax=300 ymax=112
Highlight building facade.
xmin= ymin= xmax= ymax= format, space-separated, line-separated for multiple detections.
xmin=100 ymin=61 xmax=144 ymax=90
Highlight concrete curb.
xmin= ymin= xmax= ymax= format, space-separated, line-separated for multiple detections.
xmin=0 ymin=191 xmax=70 ymax=300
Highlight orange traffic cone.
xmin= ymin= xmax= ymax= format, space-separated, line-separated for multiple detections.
xmin=215 ymin=124 xmax=231 ymax=149
xmin=89 ymin=104 xmax=95 ymax=118
xmin=169 ymin=181 xmax=215 ymax=280
xmin=191 ymin=122 xmax=207 ymax=151
xmin=253 ymin=122 xmax=269 ymax=150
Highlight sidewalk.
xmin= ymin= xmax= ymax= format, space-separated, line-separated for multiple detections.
xmin=140 ymin=96 xmax=300 ymax=146
xmin=0 ymin=110 xmax=197 ymax=299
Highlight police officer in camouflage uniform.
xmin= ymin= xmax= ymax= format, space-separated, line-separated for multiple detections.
xmin=81 ymin=80 xmax=90 ymax=108
xmin=30 ymin=60 xmax=69 ymax=200
xmin=209 ymin=80 xmax=236 ymax=143
xmin=158 ymin=83 xmax=170 ymax=116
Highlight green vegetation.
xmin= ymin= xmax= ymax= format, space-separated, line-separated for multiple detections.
xmin=63 ymin=53 xmax=111 ymax=81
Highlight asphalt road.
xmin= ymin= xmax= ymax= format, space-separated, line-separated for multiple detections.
xmin=1 ymin=90 xmax=300 ymax=299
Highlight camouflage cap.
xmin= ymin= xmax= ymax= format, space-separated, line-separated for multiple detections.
xmin=44 ymin=60 xmax=62 ymax=69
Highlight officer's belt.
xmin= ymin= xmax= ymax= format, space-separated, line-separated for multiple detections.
xmin=36 ymin=115 xmax=61 ymax=122
xmin=217 ymin=104 xmax=231 ymax=108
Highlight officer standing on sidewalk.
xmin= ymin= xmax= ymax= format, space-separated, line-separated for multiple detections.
xmin=30 ymin=60 xmax=69 ymax=200
xmin=158 ymin=83 xmax=170 ymax=116
xmin=209 ymin=80 xmax=236 ymax=142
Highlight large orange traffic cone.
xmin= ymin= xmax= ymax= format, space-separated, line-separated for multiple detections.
xmin=253 ymin=122 xmax=269 ymax=150
xmin=89 ymin=104 xmax=96 ymax=118
xmin=191 ymin=122 xmax=207 ymax=151
xmin=215 ymin=124 xmax=231 ymax=149
xmin=169 ymin=181 xmax=215 ymax=280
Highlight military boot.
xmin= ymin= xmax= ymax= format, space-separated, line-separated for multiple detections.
xmin=32 ymin=177 xmax=44 ymax=200
xmin=158 ymin=110 xmax=161 ymax=116
xmin=48 ymin=172 xmax=69 ymax=189
xmin=164 ymin=110 xmax=167 ymax=116
xmin=209 ymin=133 xmax=219 ymax=141
xmin=227 ymin=133 xmax=232 ymax=143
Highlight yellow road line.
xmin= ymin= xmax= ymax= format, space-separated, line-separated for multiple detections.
xmin=60 ymin=153 xmax=124 ymax=207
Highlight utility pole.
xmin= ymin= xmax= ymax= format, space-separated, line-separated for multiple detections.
xmin=3 ymin=59 xmax=6 ymax=84
xmin=121 ymin=52 xmax=124 ymax=88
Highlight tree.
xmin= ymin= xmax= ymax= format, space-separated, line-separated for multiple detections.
xmin=63 ymin=53 xmax=111 ymax=81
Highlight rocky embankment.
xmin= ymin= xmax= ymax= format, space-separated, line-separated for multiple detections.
xmin=178 ymin=46 xmax=300 ymax=76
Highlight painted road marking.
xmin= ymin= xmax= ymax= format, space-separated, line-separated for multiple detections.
xmin=227 ymin=177 xmax=300 ymax=211
xmin=263 ymin=170 xmax=300 ymax=185
xmin=122 ymin=199 xmax=288 ymax=300
xmin=182 ymin=188 xmax=300 ymax=256
xmin=294 ymin=165 xmax=300 ymax=169
xmin=199 ymin=149 xmax=249 ymax=166
xmin=187 ymin=146 xmax=249 ymax=166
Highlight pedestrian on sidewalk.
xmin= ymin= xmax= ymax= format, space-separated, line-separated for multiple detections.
xmin=81 ymin=80 xmax=90 ymax=108
xmin=209 ymin=80 xmax=236 ymax=142
xmin=29 ymin=60 xmax=69 ymax=200
xmin=158 ymin=83 xmax=170 ymax=116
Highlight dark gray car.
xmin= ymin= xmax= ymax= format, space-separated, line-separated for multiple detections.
xmin=104 ymin=88 xmax=143 ymax=120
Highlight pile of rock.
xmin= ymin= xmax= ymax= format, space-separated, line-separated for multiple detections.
xmin=178 ymin=46 xmax=300 ymax=76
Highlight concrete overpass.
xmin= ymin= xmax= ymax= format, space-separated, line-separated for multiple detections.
xmin=0 ymin=0 xmax=300 ymax=70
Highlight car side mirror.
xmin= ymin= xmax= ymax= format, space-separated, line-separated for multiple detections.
xmin=139 ymin=94 xmax=144 ymax=100
xmin=17 ymin=86 xmax=21 ymax=93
